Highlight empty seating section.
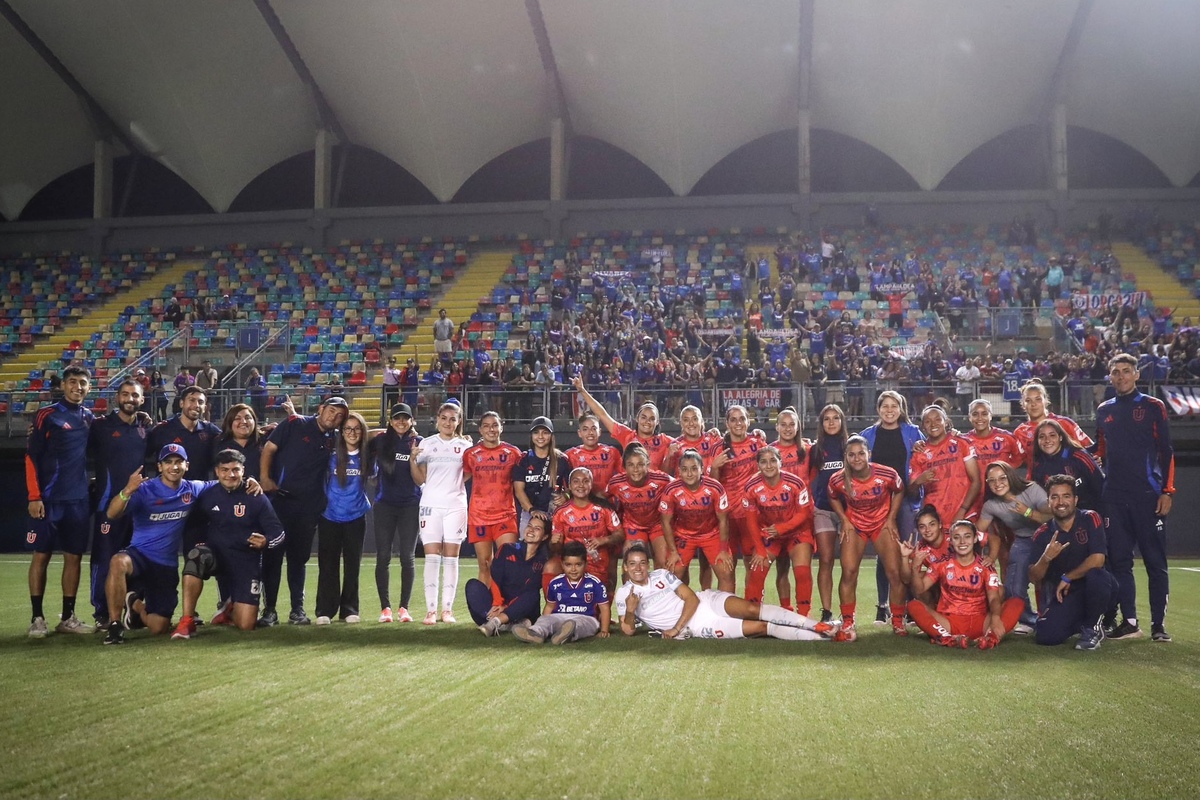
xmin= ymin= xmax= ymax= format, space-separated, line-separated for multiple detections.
xmin=1142 ymin=224 xmax=1200 ymax=297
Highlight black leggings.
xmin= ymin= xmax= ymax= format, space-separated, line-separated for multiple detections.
xmin=373 ymin=503 xmax=420 ymax=610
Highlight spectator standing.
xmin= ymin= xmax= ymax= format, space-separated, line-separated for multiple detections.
xmin=196 ymin=359 xmax=220 ymax=421
xmin=433 ymin=309 xmax=455 ymax=365
xmin=381 ymin=356 xmax=401 ymax=424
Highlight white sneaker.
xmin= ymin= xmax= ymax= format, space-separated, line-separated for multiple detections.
xmin=55 ymin=614 xmax=93 ymax=635
xmin=422 ymin=611 xmax=438 ymax=625
xmin=314 ymin=616 xmax=332 ymax=626
xmin=378 ymin=608 xmax=393 ymax=623
xmin=441 ymin=610 xmax=457 ymax=624
xmin=345 ymin=615 xmax=360 ymax=624
xmin=28 ymin=616 xmax=48 ymax=638
xmin=1012 ymin=622 xmax=1035 ymax=636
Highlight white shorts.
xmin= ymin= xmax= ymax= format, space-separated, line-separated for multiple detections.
xmin=685 ymin=590 xmax=745 ymax=640
xmin=814 ymin=508 xmax=839 ymax=535
xmin=434 ymin=339 xmax=453 ymax=354
xmin=419 ymin=505 xmax=467 ymax=545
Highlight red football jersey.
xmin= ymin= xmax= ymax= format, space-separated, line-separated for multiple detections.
xmin=742 ymin=472 xmax=814 ymax=554
xmin=462 ymin=442 xmax=522 ymax=526
xmin=716 ymin=435 xmax=765 ymax=519
xmin=613 ymin=422 xmax=674 ymax=472
xmin=908 ymin=435 xmax=978 ymax=526
xmin=670 ymin=431 xmax=725 ymax=474
xmin=565 ymin=443 xmax=623 ymax=494
xmin=927 ymin=556 xmax=1001 ymax=617
xmin=606 ymin=470 xmax=672 ymax=533
xmin=770 ymin=438 xmax=811 ymax=475
xmin=1013 ymin=413 xmax=1093 ymax=465
xmin=966 ymin=427 xmax=1024 ymax=515
xmin=828 ymin=464 xmax=904 ymax=534
xmin=552 ymin=500 xmax=621 ymax=545
xmin=659 ymin=477 xmax=729 ymax=540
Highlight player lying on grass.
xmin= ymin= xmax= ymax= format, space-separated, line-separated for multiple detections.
xmin=511 ymin=541 xmax=611 ymax=645
xmin=614 ymin=543 xmax=831 ymax=641
xmin=904 ymin=519 xmax=1025 ymax=649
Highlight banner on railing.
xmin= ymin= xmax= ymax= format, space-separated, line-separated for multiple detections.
xmin=1162 ymin=385 xmax=1200 ymax=416
xmin=1070 ymin=291 xmax=1148 ymax=311
xmin=759 ymin=328 xmax=800 ymax=340
xmin=875 ymin=282 xmax=915 ymax=294
xmin=720 ymin=388 xmax=782 ymax=410
xmin=593 ymin=270 xmax=632 ymax=279
xmin=701 ymin=327 xmax=737 ymax=338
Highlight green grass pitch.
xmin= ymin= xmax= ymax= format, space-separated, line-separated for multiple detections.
xmin=1 ymin=557 xmax=1198 ymax=800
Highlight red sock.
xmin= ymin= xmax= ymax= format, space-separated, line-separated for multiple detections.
xmin=1000 ymin=597 xmax=1025 ymax=633
xmin=744 ymin=564 xmax=768 ymax=604
xmin=840 ymin=604 xmax=856 ymax=623
xmin=906 ymin=601 xmax=950 ymax=639
xmin=541 ymin=572 xmax=554 ymax=598
xmin=891 ymin=603 xmax=907 ymax=629
xmin=793 ymin=565 xmax=813 ymax=617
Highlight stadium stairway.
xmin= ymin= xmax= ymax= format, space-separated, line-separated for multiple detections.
xmin=0 ymin=258 xmax=202 ymax=390
xmin=744 ymin=243 xmax=778 ymax=351
xmin=1112 ymin=242 xmax=1200 ymax=321
xmin=347 ymin=249 xmax=514 ymax=420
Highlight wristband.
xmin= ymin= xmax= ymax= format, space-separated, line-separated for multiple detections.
xmin=1060 ymin=575 xmax=1071 ymax=585
xmin=118 ymin=490 xmax=130 ymax=502
xmin=1023 ymin=507 xmax=1032 ymax=518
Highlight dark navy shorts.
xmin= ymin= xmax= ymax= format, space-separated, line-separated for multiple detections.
xmin=213 ymin=545 xmax=263 ymax=608
xmin=124 ymin=546 xmax=179 ymax=619
xmin=26 ymin=500 xmax=90 ymax=555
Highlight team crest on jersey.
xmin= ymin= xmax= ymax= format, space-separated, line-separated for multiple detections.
xmin=584 ymin=591 xmax=593 ymax=604
xmin=1134 ymin=408 xmax=1145 ymax=422
xmin=1075 ymin=529 xmax=1089 ymax=545
xmin=234 ymin=504 xmax=246 ymax=517
xmin=590 ymin=511 xmax=600 ymax=521
xmin=499 ymin=453 xmax=508 ymax=462
xmin=182 ymin=493 xmax=192 ymax=505
xmin=100 ymin=522 xmax=111 ymax=535
xmin=453 ymin=446 xmax=461 ymax=454
xmin=26 ymin=530 xmax=36 ymax=544
xmin=948 ymin=442 xmax=958 ymax=454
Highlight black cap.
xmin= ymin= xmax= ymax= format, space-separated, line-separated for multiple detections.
xmin=322 ymin=396 xmax=349 ymax=409
xmin=531 ymin=416 xmax=554 ymax=433
xmin=391 ymin=403 xmax=413 ymax=419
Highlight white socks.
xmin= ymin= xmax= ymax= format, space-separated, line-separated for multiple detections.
xmin=766 ymin=622 xmax=824 ymax=641
xmin=441 ymin=556 xmax=459 ymax=612
xmin=424 ymin=554 xmax=442 ymax=613
xmin=759 ymin=603 xmax=815 ymax=630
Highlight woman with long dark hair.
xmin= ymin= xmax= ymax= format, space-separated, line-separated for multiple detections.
xmin=808 ymin=404 xmax=849 ymax=624
xmin=513 ymin=416 xmax=569 ymax=535
xmin=370 ymin=403 xmax=421 ymax=623
xmin=978 ymin=461 xmax=1050 ymax=635
xmin=212 ymin=403 xmax=266 ymax=481
xmin=315 ymin=411 xmax=372 ymax=625
xmin=1029 ymin=418 xmax=1104 ymax=514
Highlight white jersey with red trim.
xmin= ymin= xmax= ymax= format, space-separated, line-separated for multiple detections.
xmin=614 ymin=569 xmax=685 ymax=631
xmin=415 ymin=434 xmax=469 ymax=508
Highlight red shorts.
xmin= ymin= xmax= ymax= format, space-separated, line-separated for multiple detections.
xmin=943 ymin=612 xmax=988 ymax=640
xmin=856 ymin=527 xmax=883 ymax=543
xmin=624 ymin=525 xmax=664 ymax=545
xmin=758 ymin=530 xmax=814 ymax=559
xmin=468 ymin=517 xmax=518 ymax=544
xmin=727 ymin=515 xmax=755 ymax=559
xmin=675 ymin=535 xmax=727 ymax=569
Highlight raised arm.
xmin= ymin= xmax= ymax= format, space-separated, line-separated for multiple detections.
xmin=571 ymin=375 xmax=619 ymax=435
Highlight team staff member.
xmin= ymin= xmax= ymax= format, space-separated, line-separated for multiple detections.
xmin=471 ymin=516 xmax=555 ymax=637
xmin=259 ymin=395 xmax=348 ymax=627
xmin=660 ymin=450 xmax=735 ymax=593
xmin=551 ymin=468 xmax=623 ymax=592
xmin=905 ymin=520 xmax=1025 ymax=649
xmin=512 ymin=416 xmax=569 ymax=534
xmin=615 ymin=543 xmax=829 ymax=641
xmin=858 ymin=391 xmax=923 ymax=625
xmin=741 ymin=447 xmax=816 ymax=613
xmin=511 ymin=541 xmax=611 ymax=645
xmin=171 ymin=449 xmax=283 ymax=638
xmin=1095 ymin=353 xmax=1175 ymax=642
xmin=808 ymin=404 xmax=848 ymax=624
xmin=1028 ymin=476 xmax=1119 ymax=651
xmin=211 ymin=403 xmax=267 ymax=481
xmin=463 ymin=411 xmax=524 ymax=588
xmin=828 ymin=436 xmax=906 ymax=641
xmin=371 ymin=403 xmax=421 ymax=623
xmin=605 ymin=444 xmax=673 ymax=567
xmin=26 ymin=364 xmax=95 ymax=637
xmin=710 ymin=404 xmax=764 ymax=592
xmin=1013 ymin=381 xmax=1093 ymax=465
xmin=410 ymin=401 xmax=471 ymax=625
xmin=314 ymin=413 xmax=372 ymax=625
xmin=102 ymin=444 xmax=249 ymax=644
xmin=145 ymin=385 xmax=222 ymax=555
xmin=573 ymin=376 xmax=673 ymax=471
xmin=86 ymin=378 xmax=151 ymax=628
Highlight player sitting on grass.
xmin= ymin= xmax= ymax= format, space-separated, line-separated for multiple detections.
xmin=511 ymin=541 xmax=610 ymax=645
xmin=614 ymin=543 xmax=832 ymax=641
xmin=904 ymin=520 xmax=1025 ymax=649
xmin=171 ymin=449 xmax=284 ymax=639
xmin=470 ymin=515 xmax=556 ymax=637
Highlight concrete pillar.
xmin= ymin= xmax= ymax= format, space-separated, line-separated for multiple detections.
xmin=1052 ymin=102 xmax=1068 ymax=192
xmin=798 ymin=108 xmax=812 ymax=196
xmin=93 ymin=139 xmax=113 ymax=219
xmin=549 ymin=117 xmax=566 ymax=201
xmin=315 ymin=128 xmax=335 ymax=210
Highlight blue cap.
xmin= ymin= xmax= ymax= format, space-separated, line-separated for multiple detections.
xmin=158 ymin=443 xmax=189 ymax=462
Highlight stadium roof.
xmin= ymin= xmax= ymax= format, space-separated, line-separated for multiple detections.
xmin=2 ymin=0 xmax=1199 ymax=221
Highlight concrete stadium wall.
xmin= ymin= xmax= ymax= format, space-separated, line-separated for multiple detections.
xmin=3 ymin=189 xmax=1200 ymax=257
